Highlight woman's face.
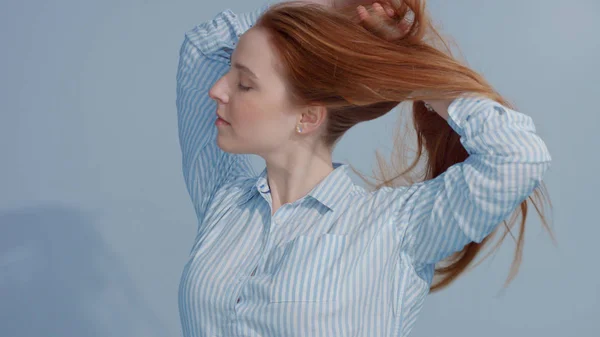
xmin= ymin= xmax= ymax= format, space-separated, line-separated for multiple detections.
xmin=209 ymin=27 xmax=304 ymax=157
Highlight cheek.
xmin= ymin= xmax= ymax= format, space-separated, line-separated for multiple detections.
xmin=229 ymin=94 xmax=295 ymax=136
xmin=232 ymin=98 xmax=277 ymax=125
xmin=231 ymin=108 xmax=265 ymax=132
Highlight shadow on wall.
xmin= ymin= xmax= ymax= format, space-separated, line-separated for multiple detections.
xmin=0 ymin=204 xmax=169 ymax=337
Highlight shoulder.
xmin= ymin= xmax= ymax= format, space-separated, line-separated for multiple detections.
xmin=338 ymin=184 xmax=417 ymax=220
xmin=370 ymin=184 xmax=419 ymax=209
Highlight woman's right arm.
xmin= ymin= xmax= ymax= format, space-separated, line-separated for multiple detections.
xmin=175 ymin=3 xmax=272 ymax=229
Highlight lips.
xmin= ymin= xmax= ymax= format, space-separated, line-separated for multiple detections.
xmin=216 ymin=113 xmax=229 ymax=123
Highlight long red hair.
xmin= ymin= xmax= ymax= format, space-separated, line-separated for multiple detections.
xmin=254 ymin=0 xmax=554 ymax=292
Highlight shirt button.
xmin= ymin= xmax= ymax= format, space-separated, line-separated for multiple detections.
xmin=237 ymin=297 xmax=241 ymax=303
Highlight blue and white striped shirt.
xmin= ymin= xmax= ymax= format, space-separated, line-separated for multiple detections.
xmin=175 ymin=4 xmax=552 ymax=337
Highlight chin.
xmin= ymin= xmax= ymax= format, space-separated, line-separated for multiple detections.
xmin=216 ymin=136 xmax=232 ymax=152
xmin=216 ymin=136 xmax=245 ymax=154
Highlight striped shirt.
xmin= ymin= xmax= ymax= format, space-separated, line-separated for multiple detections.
xmin=175 ymin=3 xmax=552 ymax=337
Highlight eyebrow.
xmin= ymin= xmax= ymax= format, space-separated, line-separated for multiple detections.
xmin=233 ymin=62 xmax=258 ymax=80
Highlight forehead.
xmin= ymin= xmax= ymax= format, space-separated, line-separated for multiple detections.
xmin=233 ymin=27 xmax=281 ymax=80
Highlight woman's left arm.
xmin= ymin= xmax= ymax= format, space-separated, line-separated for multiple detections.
xmin=396 ymin=95 xmax=552 ymax=268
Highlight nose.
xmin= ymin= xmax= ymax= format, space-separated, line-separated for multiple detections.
xmin=208 ymin=75 xmax=229 ymax=104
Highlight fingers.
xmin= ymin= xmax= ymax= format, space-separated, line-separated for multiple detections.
xmin=388 ymin=0 xmax=407 ymax=13
xmin=357 ymin=3 xmax=392 ymax=26
xmin=372 ymin=2 xmax=389 ymax=17
xmin=387 ymin=0 xmax=411 ymax=24
xmin=356 ymin=5 xmax=385 ymax=33
xmin=378 ymin=1 xmax=396 ymax=17
xmin=357 ymin=2 xmax=407 ymax=40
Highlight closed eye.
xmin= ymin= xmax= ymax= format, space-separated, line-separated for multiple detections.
xmin=238 ymin=83 xmax=251 ymax=91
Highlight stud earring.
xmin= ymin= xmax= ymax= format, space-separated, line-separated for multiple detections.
xmin=423 ymin=101 xmax=435 ymax=112
xmin=296 ymin=124 xmax=303 ymax=133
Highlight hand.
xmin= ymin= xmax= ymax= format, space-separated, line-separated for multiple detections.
xmin=352 ymin=2 xmax=449 ymax=118
xmin=355 ymin=1 xmax=412 ymax=41
xmin=302 ymin=0 xmax=412 ymax=40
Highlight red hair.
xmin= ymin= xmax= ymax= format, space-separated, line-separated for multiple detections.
xmin=254 ymin=0 xmax=554 ymax=292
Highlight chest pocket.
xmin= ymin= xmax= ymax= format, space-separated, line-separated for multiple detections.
xmin=269 ymin=233 xmax=348 ymax=303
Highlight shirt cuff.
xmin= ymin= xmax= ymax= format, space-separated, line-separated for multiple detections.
xmin=236 ymin=2 xmax=275 ymax=34
xmin=185 ymin=2 xmax=274 ymax=57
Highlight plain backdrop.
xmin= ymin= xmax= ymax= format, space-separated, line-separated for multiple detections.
xmin=1 ymin=0 xmax=598 ymax=336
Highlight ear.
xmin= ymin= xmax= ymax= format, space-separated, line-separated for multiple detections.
xmin=300 ymin=104 xmax=328 ymax=132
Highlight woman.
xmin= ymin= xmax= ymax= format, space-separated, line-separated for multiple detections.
xmin=175 ymin=0 xmax=553 ymax=336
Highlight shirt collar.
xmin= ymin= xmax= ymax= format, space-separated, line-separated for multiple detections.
xmin=237 ymin=162 xmax=354 ymax=212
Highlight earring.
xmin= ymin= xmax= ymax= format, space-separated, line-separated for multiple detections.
xmin=423 ymin=101 xmax=435 ymax=112
xmin=296 ymin=124 xmax=303 ymax=133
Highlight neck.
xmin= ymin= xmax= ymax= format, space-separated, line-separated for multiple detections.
xmin=262 ymin=146 xmax=334 ymax=210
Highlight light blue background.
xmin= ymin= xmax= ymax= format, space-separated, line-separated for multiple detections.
xmin=1 ymin=0 xmax=598 ymax=336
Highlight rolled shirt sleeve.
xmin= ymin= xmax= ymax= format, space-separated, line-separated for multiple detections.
xmin=396 ymin=96 xmax=552 ymax=268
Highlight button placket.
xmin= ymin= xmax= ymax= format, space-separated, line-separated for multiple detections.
xmin=234 ymin=265 xmax=255 ymax=305
xmin=234 ymin=274 xmax=244 ymax=303
xmin=234 ymin=216 xmax=271 ymax=311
